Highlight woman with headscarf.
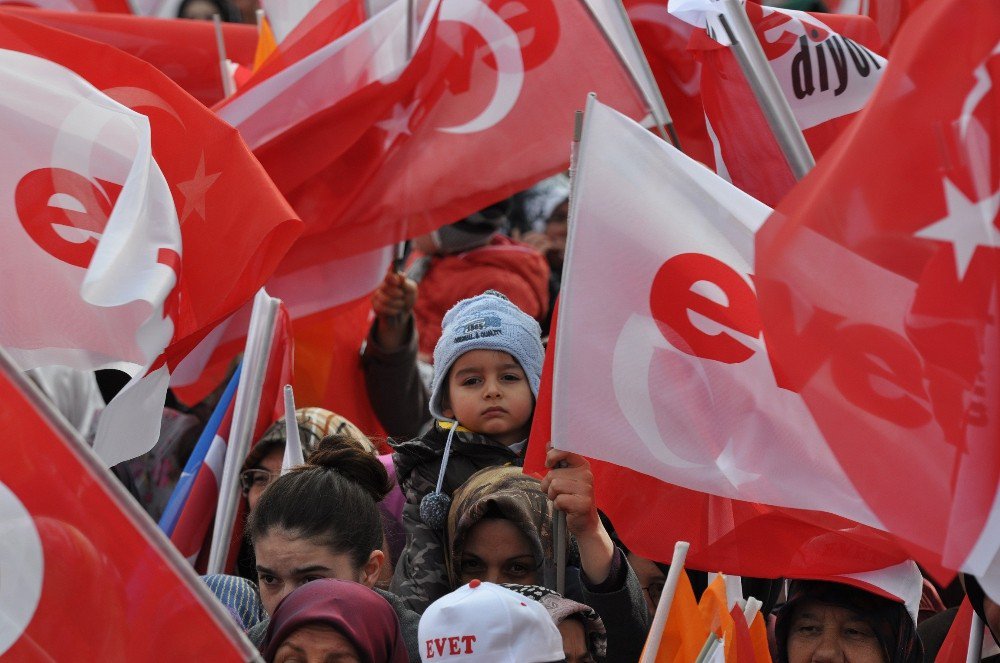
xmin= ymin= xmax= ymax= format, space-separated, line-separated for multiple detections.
xmin=775 ymin=579 xmax=923 ymax=663
xmin=445 ymin=465 xmax=649 ymax=663
xmin=261 ymin=578 xmax=408 ymax=663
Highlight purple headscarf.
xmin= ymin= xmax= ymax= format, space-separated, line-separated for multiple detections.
xmin=261 ymin=579 xmax=407 ymax=663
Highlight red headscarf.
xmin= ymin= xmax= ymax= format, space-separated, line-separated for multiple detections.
xmin=261 ymin=579 xmax=407 ymax=663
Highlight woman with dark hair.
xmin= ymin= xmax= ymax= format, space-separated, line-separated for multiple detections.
xmin=775 ymin=580 xmax=923 ymax=663
xmin=245 ymin=441 xmax=420 ymax=662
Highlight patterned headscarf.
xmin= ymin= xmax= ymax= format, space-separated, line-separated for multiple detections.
xmin=243 ymin=407 xmax=371 ymax=471
xmin=775 ymin=580 xmax=923 ymax=663
xmin=503 ymin=584 xmax=608 ymax=661
xmin=445 ymin=466 xmax=559 ymax=590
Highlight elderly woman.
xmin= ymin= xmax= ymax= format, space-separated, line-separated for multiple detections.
xmin=775 ymin=579 xmax=923 ymax=663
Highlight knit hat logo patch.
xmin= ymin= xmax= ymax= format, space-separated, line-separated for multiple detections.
xmin=453 ymin=316 xmax=502 ymax=343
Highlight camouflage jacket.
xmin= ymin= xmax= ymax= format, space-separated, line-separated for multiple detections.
xmin=389 ymin=421 xmax=522 ymax=613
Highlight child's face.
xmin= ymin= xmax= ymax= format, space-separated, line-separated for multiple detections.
xmin=442 ymin=349 xmax=534 ymax=446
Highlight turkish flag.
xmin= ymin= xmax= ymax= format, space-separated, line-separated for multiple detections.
xmin=0 ymin=349 xmax=255 ymax=660
xmin=824 ymin=0 xmax=926 ymax=50
xmin=0 ymin=6 xmax=258 ymax=106
xmin=523 ymin=97 xmax=911 ymax=580
xmin=171 ymin=244 xmax=391 ymax=438
xmin=219 ymin=0 xmax=650 ymax=266
xmin=0 ymin=14 xmax=301 ymax=464
xmin=676 ymin=2 xmax=885 ymax=206
xmin=623 ymin=0 xmax=715 ymax=168
xmin=0 ymin=0 xmax=130 ymax=13
xmin=755 ymin=0 xmax=999 ymax=594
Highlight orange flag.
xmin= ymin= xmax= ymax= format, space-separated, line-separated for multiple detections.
xmin=653 ymin=572 xmax=710 ymax=663
xmin=253 ymin=15 xmax=277 ymax=72
xmin=749 ymin=612 xmax=772 ymax=663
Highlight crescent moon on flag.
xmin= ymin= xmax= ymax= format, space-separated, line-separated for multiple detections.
xmin=437 ymin=0 xmax=525 ymax=135
xmin=611 ymin=314 xmax=702 ymax=471
xmin=102 ymin=87 xmax=186 ymax=127
xmin=0 ymin=481 xmax=44 ymax=655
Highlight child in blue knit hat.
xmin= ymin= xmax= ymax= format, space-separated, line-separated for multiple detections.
xmin=389 ymin=290 xmax=545 ymax=612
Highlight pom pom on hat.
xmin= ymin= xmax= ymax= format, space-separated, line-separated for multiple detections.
xmin=419 ymin=492 xmax=452 ymax=530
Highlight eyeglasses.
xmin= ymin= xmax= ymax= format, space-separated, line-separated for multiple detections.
xmin=240 ymin=468 xmax=280 ymax=494
xmin=643 ymin=580 xmax=665 ymax=606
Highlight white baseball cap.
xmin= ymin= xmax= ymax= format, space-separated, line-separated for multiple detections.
xmin=418 ymin=580 xmax=565 ymax=662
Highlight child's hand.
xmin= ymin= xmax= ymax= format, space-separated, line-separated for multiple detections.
xmin=371 ymin=271 xmax=417 ymax=350
xmin=540 ymin=447 xmax=615 ymax=585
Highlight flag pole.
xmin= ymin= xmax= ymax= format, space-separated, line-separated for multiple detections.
xmin=552 ymin=106 xmax=586 ymax=598
xmin=715 ymin=0 xmax=814 ymax=179
xmin=967 ymin=612 xmax=984 ymax=663
xmin=212 ymin=14 xmax=236 ymax=98
xmin=608 ymin=0 xmax=682 ymax=150
xmin=640 ymin=540 xmax=691 ymax=663
xmin=281 ymin=385 xmax=303 ymax=474
xmin=693 ymin=633 xmax=718 ymax=663
xmin=206 ymin=289 xmax=279 ymax=575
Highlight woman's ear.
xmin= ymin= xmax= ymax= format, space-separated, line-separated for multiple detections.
xmin=359 ymin=549 xmax=385 ymax=588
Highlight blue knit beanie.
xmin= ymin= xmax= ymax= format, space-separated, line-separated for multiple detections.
xmin=428 ymin=290 xmax=544 ymax=420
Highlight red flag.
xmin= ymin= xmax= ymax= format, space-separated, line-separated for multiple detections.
xmin=0 ymin=0 xmax=130 ymax=12
xmin=756 ymin=0 xmax=1000 ymax=592
xmin=0 ymin=14 xmax=301 ymax=463
xmin=623 ymin=0 xmax=715 ymax=167
xmin=0 ymin=350 xmax=255 ymax=660
xmin=253 ymin=0 xmax=364 ymax=79
xmin=0 ymin=7 xmax=258 ymax=106
xmin=935 ymin=600 xmax=975 ymax=662
xmin=678 ymin=3 xmax=885 ymax=206
xmin=824 ymin=0 xmax=926 ymax=50
xmin=219 ymin=0 xmax=650 ymax=266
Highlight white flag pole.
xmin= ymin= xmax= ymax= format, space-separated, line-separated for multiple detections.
xmin=206 ymin=289 xmax=279 ymax=575
xmin=742 ymin=596 xmax=763 ymax=626
xmin=967 ymin=612 xmax=985 ymax=663
xmin=716 ymin=0 xmax=815 ymax=179
xmin=281 ymin=385 xmax=303 ymax=474
xmin=639 ymin=540 xmax=691 ymax=663
xmin=725 ymin=573 xmax=744 ymax=611
xmin=213 ymin=14 xmax=236 ymax=98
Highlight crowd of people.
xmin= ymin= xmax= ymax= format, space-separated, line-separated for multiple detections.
xmin=48 ymin=174 xmax=987 ymax=663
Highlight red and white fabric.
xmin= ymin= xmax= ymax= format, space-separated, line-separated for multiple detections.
xmin=523 ymin=97 xmax=911 ymax=579
xmin=0 ymin=7 xmax=258 ymax=107
xmin=670 ymin=0 xmax=885 ymax=206
xmin=218 ymin=0 xmax=651 ymax=266
xmin=0 ymin=15 xmax=301 ymax=465
xmin=755 ymin=0 xmax=999 ymax=595
xmin=0 ymin=0 xmax=130 ymax=12
xmin=0 ymin=350 xmax=255 ymax=660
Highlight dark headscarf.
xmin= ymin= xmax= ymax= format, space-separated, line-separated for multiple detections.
xmin=775 ymin=580 xmax=922 ymax=663
xmin=261 ymin=579 xmax=407 ymax=663
xmin=446 ymin=466 xmax=559 ymax=590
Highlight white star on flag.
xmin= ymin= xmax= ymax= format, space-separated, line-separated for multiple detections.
xmin=376 ymin=100 xmax=419 ymax=150
xmin=176 ymin=154 xmax=222 ymax=223
xmin=915 ymin=179 xmax=1000 ymax=280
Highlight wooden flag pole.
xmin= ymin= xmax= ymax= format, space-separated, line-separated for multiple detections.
xmin=206 ymin=290 xmax=279 ymax=575
xmin=716 ymin=0 xmax=814 ymax=179
xmin=212 ymin=14 xmax=236 ymax=99
xmin=640 ymin=540 xmax=691 ymax=663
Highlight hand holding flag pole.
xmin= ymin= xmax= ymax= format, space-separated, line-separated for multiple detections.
xmin=281 ymin=385 xmax=303 ymax=474
xmin=716 ymin=0 xmax=814 ymax=179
